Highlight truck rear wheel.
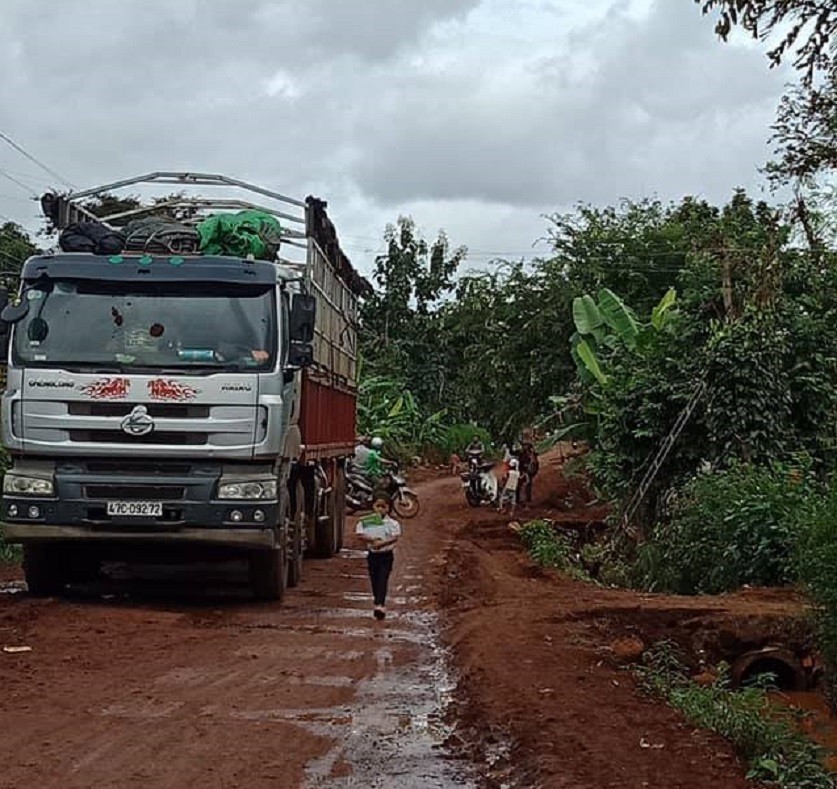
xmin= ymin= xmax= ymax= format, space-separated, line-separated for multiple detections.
xmin=333 ymin=464 xmax=346 ymax=553
xmin=287 ymin=479 xmax=304 ymax=588
xmin=23 ymin=545 xmax=65 ymax=597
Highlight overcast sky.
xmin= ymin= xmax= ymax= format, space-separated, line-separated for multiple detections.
xmin=0 ymin=0 xmax=788 ymax=275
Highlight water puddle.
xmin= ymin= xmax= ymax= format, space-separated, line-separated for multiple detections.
xmin=772 ymin=691 xmax=837 ymax=758
xmin=303 ymin=613 xmax=476 ymax=788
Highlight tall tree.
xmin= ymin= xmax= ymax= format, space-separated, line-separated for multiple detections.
xmin=360 ymin=217 xmax=466 ymax=410
xmin=697 ymin=0 xmax=836 ymax=85
xmin=697 ymin=1 xmax=837 ymax=184
xmin=0 ymin=222 xmax=39 ymax=290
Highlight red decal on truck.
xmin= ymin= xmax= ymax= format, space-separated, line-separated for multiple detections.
xmin=80 ymin=377 xmax=131 ymax=399
xmin=148 ymin=379 xmax=198 ymax=402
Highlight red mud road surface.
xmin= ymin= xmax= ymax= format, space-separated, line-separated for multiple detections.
xmin=0 ymin=459 xmax=807 ymax=788
xmin=433 ymin=454 xmax=808 ymax=788
xmin=0 ymin=495 xmax=473 ymax=789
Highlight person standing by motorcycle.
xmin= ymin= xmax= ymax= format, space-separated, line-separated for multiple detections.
xmin=355 ymin=495 xmax=401 ymax=620
xmin=519 ymin=442 xmax=540 ymax=505
xmin=498 ymin=458 xmax=521 ymax=516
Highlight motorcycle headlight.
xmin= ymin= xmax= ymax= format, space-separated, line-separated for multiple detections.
xmin=3 ymin=474 xmax=54 ymax=497
xmin=217 ymin=479 xmax=278 ymax=500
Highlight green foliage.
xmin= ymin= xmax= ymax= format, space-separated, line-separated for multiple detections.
xmin=796 ymin=486 xmax=837 ymax=709
xmin=357 ymin=374 xmax=447 ymax=454
xmin=0 ymin=221 xmax=39 ymax=291
xmin=438 ymin=424 xmax=492 ymax=459
xmin=518 ymin=520 xmax=589 ymax=581
xmin=635 ymin=463 xmax=815 ymax=594
xmin=638 ymin=642 xmax=832 ymax=789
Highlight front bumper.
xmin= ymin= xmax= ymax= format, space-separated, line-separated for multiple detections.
xmin=1 ymin=521 xmax=276 ymax=549
xmin=1 ymin=459 xmax=279 ymax=550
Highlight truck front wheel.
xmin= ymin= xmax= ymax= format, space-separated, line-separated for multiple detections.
xmin=249 ymin=545 xmax=287 ymax=602
xmin=23 ymin=545 xmax=65 ymax=597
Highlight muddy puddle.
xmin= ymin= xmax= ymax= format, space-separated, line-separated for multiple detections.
xmin=303 ymin=639 xmax=475 ymax=788
xmin=772 ymin=692 xmax=837 ymax=761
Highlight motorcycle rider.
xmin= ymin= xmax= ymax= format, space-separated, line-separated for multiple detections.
xmin=465 ymin=436 xmax=485 ymax=462
xmin=363 ymin=436 xmax=395 ymax=486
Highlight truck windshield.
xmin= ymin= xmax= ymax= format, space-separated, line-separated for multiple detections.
xmin=13 ymin=280 xmax=277 ymax=371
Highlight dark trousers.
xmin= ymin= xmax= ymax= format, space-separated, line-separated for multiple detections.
xmin=367 ymin=550 xmax=394 ymax=606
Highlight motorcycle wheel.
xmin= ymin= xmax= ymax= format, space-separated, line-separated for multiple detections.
xmin=465 ymin=489 xmax=481 ymax=508
xmin=392 ymin=491 xmax=421 ymax=519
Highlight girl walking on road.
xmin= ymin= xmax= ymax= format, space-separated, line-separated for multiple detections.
xmin=356 ymin=496 xmax=401 ymax=620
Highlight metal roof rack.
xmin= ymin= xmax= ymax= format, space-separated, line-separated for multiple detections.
xmin=39 ymin=171 xmax=372 ymax=297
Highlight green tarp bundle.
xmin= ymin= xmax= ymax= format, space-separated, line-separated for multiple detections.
xmin=196 ymin=210 xmax=283 ymax=260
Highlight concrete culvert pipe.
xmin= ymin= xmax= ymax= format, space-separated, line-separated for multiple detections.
xmin=730 ymin=647 xmax=807 ymax=692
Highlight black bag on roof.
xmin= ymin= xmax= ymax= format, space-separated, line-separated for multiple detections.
xmin=123 ymin=217 xmax=200 ymax=254
xmin=58 ymin=222 xmax=125 ymax=255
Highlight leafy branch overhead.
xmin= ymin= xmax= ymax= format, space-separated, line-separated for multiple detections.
xmin=697 ymin=0 xmax=836 ymax=85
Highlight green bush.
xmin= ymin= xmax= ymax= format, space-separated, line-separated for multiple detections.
xmin=635 ymin=462 xmax=814 ymax=594
xmin=796 ymin=485 xmax=837 ymax=709
xmin=518 ymin=520 xmax=590 ymax=581
xmin=438 ymin=423 xmax=493 ymax=460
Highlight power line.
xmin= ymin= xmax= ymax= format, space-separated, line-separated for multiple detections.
xmin=0 ymin=169 xmax=38 ymax=197
xmin=0 ymin=130 xmax=75 ymax=190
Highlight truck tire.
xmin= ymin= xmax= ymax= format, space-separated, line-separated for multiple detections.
xmin=287 ymin=478 xmax=304 ymax=588
xmin=23 ymin=545 xmax=65 ymax=597
xmin=333 ymin=464 xmax=346 ymax=553
xmin=249 ymin=545 xmax=287 ymax=602
xmin=249 ymin=484 xmax=289 ymax=601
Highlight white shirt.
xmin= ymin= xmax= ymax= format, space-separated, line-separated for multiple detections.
xmin=504 ymin=469 xmax=520 ymax=492
xmin=355 ymin=514 xmax=401 ymax=553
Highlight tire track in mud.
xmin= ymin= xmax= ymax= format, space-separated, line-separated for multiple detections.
xmin=0 ymin=484 xmax=478 ymax=788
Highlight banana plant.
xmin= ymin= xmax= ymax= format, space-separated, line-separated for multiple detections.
xmin=570 ymin=287 xmax=676 ymax=387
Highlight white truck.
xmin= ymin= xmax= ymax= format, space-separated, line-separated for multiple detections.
xmin=0 ymin=172 xmax=370 ymax=600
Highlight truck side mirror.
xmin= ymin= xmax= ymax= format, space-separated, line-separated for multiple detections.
xmin=288 ymin=341 xmax=314 ymax=369
xmin=289 ymin=293 xmax=316 ymax=343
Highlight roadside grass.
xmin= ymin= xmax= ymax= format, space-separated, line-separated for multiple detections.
xmin=516 ymin=519 xmax=592 ymax=582
xmin=637 ymin=641 xmax=833 ymax=789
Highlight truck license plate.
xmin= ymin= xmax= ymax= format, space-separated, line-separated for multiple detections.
xmin=106 ymin=501 xmax=163 ymax=517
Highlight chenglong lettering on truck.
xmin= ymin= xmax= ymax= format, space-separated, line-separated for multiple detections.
xmin=0 ymin=172 xmax=371 ymax=601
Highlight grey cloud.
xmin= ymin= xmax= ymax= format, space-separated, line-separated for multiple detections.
xmin=349 ymin=0 xmax=787 ymax=207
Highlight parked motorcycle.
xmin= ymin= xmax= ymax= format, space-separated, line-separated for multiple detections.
xmin=345 ymin=462 xmax=421 ymax=519
xmin=462 ymin=455 xmax=498 ymax=507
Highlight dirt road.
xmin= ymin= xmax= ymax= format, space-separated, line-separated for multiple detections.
xmin=0 ymin=467 xmax=810 ymax=787
xmin=0 ymin=483 xmax=473 ymax=789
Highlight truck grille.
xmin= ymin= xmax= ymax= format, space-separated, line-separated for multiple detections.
xmin=69 ymin=402 xmax=210 ymax=418
xmin=83 ymin=460 xmax=194 ymax=476
xmin=85 ymin=485 xmax=186 ymax=500
xmin=68 ymin=430 xmax=208 ymax=445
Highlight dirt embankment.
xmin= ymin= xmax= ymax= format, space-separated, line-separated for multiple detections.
xmin=432 ymin=451 xmax=809 ymax=788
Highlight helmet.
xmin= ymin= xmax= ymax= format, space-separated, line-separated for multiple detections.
xmin=371 ymin=437 xmax=383 ymax=449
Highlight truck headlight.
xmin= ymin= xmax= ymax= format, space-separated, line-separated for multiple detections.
xmin=217 ymin=479 xmax=277 ymax=500
xmin=3 ymin=474 xmax=54 ymax=497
